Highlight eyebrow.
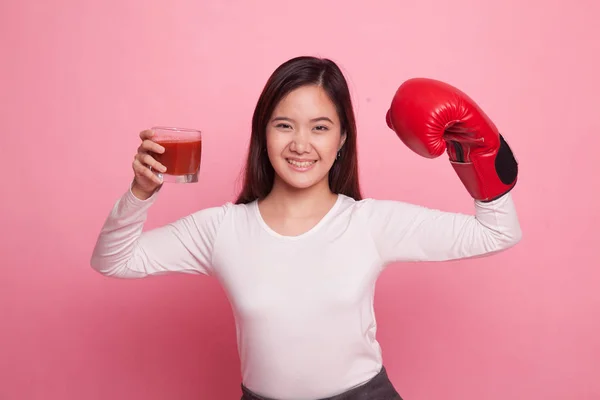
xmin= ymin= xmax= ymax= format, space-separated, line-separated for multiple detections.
xmin=271 ymin=116 xmax=334 ymax=124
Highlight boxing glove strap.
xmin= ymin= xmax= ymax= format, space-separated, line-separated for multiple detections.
xmin=450 ymin=134 xmax=518 ymax=201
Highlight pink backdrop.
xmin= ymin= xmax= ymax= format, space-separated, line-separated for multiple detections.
xmin=2 ymin=0 xmax=599 ymax=399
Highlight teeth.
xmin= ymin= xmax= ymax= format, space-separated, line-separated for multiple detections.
xmin=287 ymin=159 xmax=316 ymax=168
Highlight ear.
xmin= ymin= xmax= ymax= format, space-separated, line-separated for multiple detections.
xmin=339 ymin=131 xmax=347 ymax=150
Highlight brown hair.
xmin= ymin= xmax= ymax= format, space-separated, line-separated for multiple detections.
xmin=235 ymin=56 xmax=362 ymax=204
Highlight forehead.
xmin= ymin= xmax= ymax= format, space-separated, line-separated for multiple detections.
xmin=273 ymin=85 xmax=338 ymax=119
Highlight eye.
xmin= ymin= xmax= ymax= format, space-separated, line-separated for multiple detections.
xmin=314 ymin=125 xmax=329 ymax=131
xmin=275 ymin=123 xmax=292 ymax=130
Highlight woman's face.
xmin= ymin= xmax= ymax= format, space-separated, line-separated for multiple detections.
xmin=266 ymin=85 xmax=346 ymax=192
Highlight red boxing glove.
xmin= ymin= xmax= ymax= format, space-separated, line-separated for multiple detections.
xmin=386 ymin=78 xmax=518 ymax=202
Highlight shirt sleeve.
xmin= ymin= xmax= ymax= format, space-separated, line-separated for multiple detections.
xmin=361 ymin=192 xmax=522 ymax=265
xmin=90 ymin=185 xmax=229 ymax=278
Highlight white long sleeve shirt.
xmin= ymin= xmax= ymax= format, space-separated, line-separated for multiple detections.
xmin=91 ymin=187 xmax=522 ymax=400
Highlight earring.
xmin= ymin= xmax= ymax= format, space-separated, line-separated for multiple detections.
xmin=336 ymin=150 xmax=341 ymax=160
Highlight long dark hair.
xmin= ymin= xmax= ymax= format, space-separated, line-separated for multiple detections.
xmin=235 ymin=56 xmax=362 ymax=204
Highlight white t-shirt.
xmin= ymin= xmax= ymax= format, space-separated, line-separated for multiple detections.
xmin=91 ymin=187 xmax=522 ymax=399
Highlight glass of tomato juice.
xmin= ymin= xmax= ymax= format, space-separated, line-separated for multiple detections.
xmin=151 ymin=126 xmax=202 ymax=183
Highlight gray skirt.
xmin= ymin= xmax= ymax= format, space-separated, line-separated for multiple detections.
xmin=240 ymin=366 xmax=403 ymax=400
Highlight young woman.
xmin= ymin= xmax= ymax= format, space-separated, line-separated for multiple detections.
xmin=91 ymin=56 xmax=522 ymax=400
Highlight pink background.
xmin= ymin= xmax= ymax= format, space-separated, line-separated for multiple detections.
xmin=2 ymin=0 xmax=599 ymax=399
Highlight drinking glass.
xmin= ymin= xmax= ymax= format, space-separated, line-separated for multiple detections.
xmin=151 ymin=126 xmax=202 ymax=183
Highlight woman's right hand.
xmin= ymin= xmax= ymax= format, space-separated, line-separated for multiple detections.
xmin=131 ymin=129 xmax=167 ymax=200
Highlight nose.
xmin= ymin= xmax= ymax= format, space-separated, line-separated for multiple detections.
xmin=290 ymin=129 xmax=311 ymax=153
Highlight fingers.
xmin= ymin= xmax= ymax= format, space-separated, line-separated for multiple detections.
xmin=133 ymin=158 xmax=163 ymax=185
xmin=138 ymin=139 xmax=165 ymax=155
xmin=133 ymin=129 xmax=166 ymax=187
xmin=138 ymin=129 xmax=165 ymax=154
xmin=139 ymin=129 xmax=154 ymax=140
xmin=137 ymin=153 xmax=167 ymax=173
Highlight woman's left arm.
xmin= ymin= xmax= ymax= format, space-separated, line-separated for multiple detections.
xmin=374 ymin=77 xmax=523 ymax=263
xmin=362 ymin=193 xmax=522 ymax=264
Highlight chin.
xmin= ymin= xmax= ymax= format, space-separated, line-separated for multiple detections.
xmin=279 ymin=175 xmax=322 ymax=190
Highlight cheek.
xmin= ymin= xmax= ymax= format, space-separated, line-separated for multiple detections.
xmin=266 ymin=131 xmax=286 ymax=157
xmin=317 ymin=136 xmax=342 ymax=159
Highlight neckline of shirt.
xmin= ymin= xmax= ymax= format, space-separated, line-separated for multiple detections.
xmin=252 ymin=194 xmax=344 ymax=240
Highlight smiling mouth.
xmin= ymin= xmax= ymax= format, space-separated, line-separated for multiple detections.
xmin=287 ymin=159 xmax=317 ymax=168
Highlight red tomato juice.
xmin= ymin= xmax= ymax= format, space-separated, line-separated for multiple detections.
xmin=153 ymin=139 xmax=202 ymax=175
